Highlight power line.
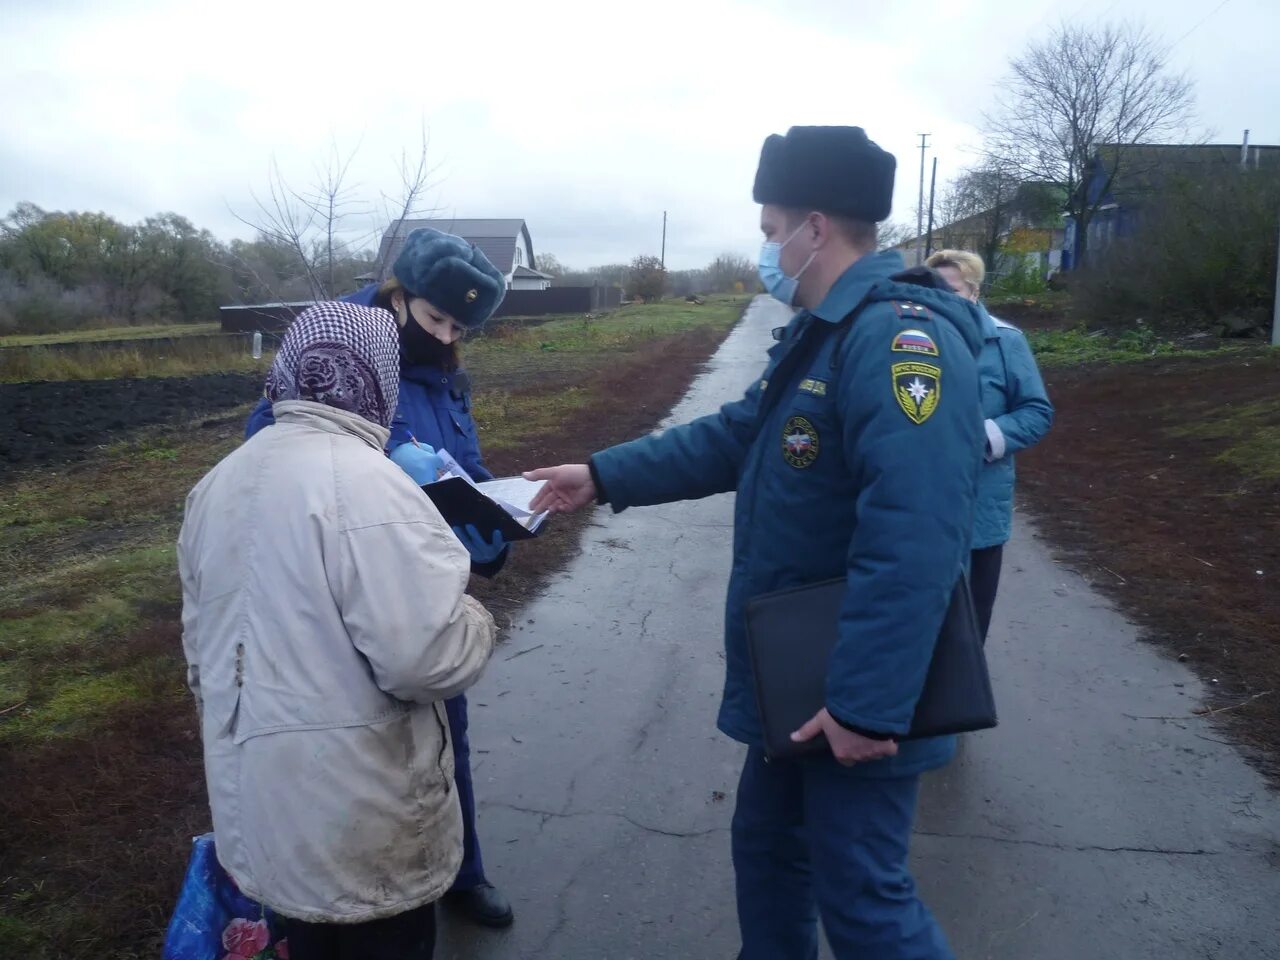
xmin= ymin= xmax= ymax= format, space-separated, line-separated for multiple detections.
xmin=1171 ymin=0 xmax=1232 ymax=47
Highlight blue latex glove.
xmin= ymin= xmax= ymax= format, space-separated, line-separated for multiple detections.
xmin=454 ymin=523 xmax=507 ymax=564
xmin=390 ymin=440 xmax=446 ymax=486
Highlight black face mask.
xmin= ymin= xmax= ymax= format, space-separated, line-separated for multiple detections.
xmin=399 ymin=305 xmax=458 ymax=369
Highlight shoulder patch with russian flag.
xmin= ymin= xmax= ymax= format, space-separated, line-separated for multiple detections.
xmin=891 ymin=328 xmax=939 ymax=357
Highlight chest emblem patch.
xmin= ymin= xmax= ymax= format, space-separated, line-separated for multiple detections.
xmin=782 ymin=415 xmax=820 ymax=468
xmin=893 ymin=362 xmax=941 ymax=425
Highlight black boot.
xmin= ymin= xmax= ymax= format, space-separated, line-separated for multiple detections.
xmin=445 ymin=882 xmax=514 ymax=928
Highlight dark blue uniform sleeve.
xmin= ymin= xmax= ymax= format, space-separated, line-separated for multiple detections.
xmin=244 ymin=396 xmax=275 ymax=440
xmin=825 ymin=313 xmax=983 ymax=736
xmin=589 ymin=379 xmax=763 ymax=511
xmin=387 ymin=410 xmax=414 ymax=450
xmin=459 ymin=442 xmax=495 ymax=483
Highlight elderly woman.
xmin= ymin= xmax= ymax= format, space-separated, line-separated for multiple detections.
xmin=925 ymin=249 xmax=1054 ymax=642
xmin=179 ymin=301 xmax=496 ymax=959
xmin=243 ymin=229 xmax=516 ymax=927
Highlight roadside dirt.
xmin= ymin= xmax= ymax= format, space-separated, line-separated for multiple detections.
xmin=1018 ymin=349 xmax=1280 ymax=782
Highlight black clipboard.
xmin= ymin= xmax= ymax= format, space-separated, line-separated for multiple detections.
xmin=422 ymin=476 xmax=549 ymax=542
xmin=745 ymin=575 xmax=997 ymax=761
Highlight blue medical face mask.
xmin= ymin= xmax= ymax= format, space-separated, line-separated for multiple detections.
xmin=758 ymin=220 xmax=817 ymax=306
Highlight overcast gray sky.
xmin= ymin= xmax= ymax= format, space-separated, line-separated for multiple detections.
xmin=2 ymin=0 xmax=1276 ymax=270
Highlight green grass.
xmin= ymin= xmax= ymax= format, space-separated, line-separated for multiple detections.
xmin=468 ymin=299 xmax=746 ymax=448
xmin=985 ymin=289 xmax=1070 ymax=311
xmin=0 ymin=337 xmax=273 ymax=382
xmin=0 ymin=663 xmax=172 ymax=743
xmin=1169 ymin=396 xmax=1280 ymax=483
xmin=0 ymin=915 xmax=43 ymax=955
xmin=0 ymin=322 xmax=221 ymax=348
xmin=472 ymin=387 xmax=593 ymax=456
xmin=468 ymin=298 xmax=747 ymax=385
xmin=0 ymin=421 xmax=245 ymax=740
xmin=478 ymin=298 xmax=748 ymax=349
xmin=0 ymin=543 xmax=182 ymax=742
xmin=1026 ymin=325 xmax=1241 ymax=368
xmin=0 ymin=422 xmax=245 ymax=958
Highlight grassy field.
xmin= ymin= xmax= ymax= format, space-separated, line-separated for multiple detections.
xmin=1026 ymin=325 xmax=1247 ymax=368
xmin=0 ymin=300 xmax=744 ymax=384
xmin=1168 ymin=394 xmax=1280 ymax=482
xmin=467 ymin=299 xmax=748 ymax=455
xmin=0 ymin=336 xmax=272 ymax=382
xmin=0 ymin=296 xmax=747 ymax=958
xmin=0 ymin=322 xmax=222 ymax=348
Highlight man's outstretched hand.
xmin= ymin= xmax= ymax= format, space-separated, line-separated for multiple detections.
xmin=525 ymin=464 xmax=597 ymax=514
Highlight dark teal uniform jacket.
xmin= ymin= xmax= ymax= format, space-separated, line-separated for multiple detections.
xmin=592 ymin=251 xmax=985 ymax=777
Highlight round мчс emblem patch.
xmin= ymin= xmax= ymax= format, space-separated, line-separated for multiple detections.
xmin=782 ymin=415 xmax=819 ymax=468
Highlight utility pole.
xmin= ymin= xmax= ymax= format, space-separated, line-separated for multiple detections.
xmin=916 ymin=134 xmax=931 ymax=266
xmin=925 ymin=157 xmax=938 ymax=259
xmin=1272 ymin=206 xmax=1280 ymax=347
xmin=661 ymin=211 xmax=667 ymax=270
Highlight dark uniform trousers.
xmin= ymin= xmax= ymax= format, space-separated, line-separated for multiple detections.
xmin=969 ymin=544 xmax=1004 ymax=644
xmin=732 ymin=749 xmax=955 ymax=960
xmin=445 ymin=693 xmax=487 ymax=891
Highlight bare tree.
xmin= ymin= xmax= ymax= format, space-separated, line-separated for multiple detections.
xmin=705 ymin=252 xmax=756 ymax=293
xmin=876 ymin=220 xmax=914 ymax=252
xmin=233 ymin=127 xmax=438 ymax=303
xmin=373 ymin=123 xmax=441 ymax=280
xmin=982 ymin=22 xmax=1196 ymax=262
xmin=310 ymin=140 xmax=365 ymax=296
xmin=934 ymin=162 xmax=1026 ymax=269
xmin=533 ymin=252 xmax=568 ymax=276
xmin=235 ymin=142 xmax=364 ymax=300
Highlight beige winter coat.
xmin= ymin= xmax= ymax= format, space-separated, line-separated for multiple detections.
xmin=177 ymin=400 xmax=495 ymax=923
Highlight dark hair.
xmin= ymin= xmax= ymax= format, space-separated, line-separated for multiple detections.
xmin=373 ymin=276 xmax=403 ymax=312
xmin=782 ymin=208 xmax=877 ymax=252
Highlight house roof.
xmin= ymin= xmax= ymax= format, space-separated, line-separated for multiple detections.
xmin=892 ymin=210 xmax=994 ymax=252
xmin=891 ymin=181 xmax=1066 ymax=251
xmin=1098 ymin=142 xmax=1280 ymax=167
xmin=375 ymin=218 xmax=535 ymax=279
xmin=513 ymin=265 xmax=553 ymax=279
xmin=1089 ymin=142 xmax=1280 ymax=205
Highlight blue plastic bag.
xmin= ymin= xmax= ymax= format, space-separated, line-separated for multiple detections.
xmin=162 ymin=834 xmax=290 ymax=960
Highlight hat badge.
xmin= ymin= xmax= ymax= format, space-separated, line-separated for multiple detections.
xmin=465 ymin=289 xmax=478 ymax=303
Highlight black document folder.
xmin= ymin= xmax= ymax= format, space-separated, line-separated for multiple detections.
xmin=422 ymin=476 xmax=549 ymax=542
xmin=745 ymin=576 xmax=997 ymax=761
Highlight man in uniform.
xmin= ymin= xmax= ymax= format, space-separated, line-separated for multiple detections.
xmin=527 ymin=126 xmax=984 ymax=959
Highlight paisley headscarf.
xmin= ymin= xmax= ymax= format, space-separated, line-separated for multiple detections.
xmin=264 ymin=301 xmax=400 ymax=427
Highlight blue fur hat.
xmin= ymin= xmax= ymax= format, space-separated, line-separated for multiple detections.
xmin=392 ymin=228 xmax=506 ymax=328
